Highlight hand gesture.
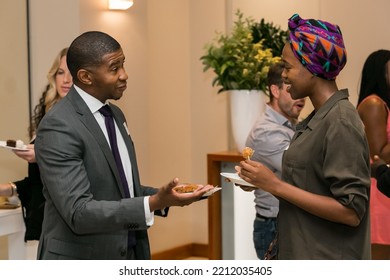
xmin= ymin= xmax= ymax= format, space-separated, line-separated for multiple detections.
xmin=235 ymin=159 xmax=280 ymax=194
xmin=149 ymin=178 xmax=214 ymax=211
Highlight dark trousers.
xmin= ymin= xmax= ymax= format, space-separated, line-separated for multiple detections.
xmin=253 ymin=215 xmax=277 ymax=259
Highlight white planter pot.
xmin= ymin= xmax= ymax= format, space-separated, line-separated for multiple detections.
xmin=228 ymin=90 xmax=266 ymax=151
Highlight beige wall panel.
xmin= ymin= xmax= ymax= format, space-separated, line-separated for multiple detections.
xmin=0 ymin=0 xmax=28 ymax=260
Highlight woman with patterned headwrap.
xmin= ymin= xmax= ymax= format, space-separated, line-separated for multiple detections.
xmin=357 ymin=49 xmax=390 ymax=260
xmin=236 ymin=14 xmax=371 ymax=259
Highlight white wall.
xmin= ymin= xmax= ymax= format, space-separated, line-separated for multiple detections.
xmin=0 ymin=0 xmax=29 ymax=180
xmin=29 ymin=0 xmax=80 ymax=109
xmin=0 ymin=0 xmax=29 ymax=260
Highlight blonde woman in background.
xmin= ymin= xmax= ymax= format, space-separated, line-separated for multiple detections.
xmin=0 ymin=47 xmax=72 ymax=242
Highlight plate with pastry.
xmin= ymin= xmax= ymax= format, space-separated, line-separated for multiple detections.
xmin=173 ymin=184 xmax=221 ymax=198
xmin=0 ymin=197 xmax=21 ymax=209
xmin=0 ymin=203 xmax=21 ymax=209
xmin=0 ymin=139 xmax=29 ymax=151
xmin=220 ymin=172 xmax=255 ymax=187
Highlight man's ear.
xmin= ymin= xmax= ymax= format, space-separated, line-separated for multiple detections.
xmin=270 ymin=84 xmax=280 ymax=99
xmin=77 ymin=69 xmax=93 ymax=85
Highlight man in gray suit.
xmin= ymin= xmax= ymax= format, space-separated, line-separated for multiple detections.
xmin=35 ymin=31 xmax=213 ymax=260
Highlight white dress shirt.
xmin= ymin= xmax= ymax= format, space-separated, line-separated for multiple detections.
xmin=74 ymin=85 xmax=153 ymax=225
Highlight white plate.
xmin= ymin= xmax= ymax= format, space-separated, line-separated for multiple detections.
xmin=203 ymin=187 xmax=222 ymax=197
xmin=220 ymin=172 xmax=254 ymax=187
xmin=175 ymin=186 xmax=222 ymax=198
xmin=0 ymin=140 xmax=29 ymax=151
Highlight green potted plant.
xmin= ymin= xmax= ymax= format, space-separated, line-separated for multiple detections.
xmin=251 ymin=18 xmax=288 ymax=58
xmin=200 ymin=10 xmax=286 ymax=94
xmin=200 ymin=10 xmax=288 ymax=151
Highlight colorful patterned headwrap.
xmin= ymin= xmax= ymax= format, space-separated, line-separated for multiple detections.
xmin=288 ymin=14 xmax=347 ymax=80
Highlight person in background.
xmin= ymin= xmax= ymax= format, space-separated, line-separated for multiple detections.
xmin=34 ymin=31 xmax=214 ymax=260
xmin=236 ymin=14 xmax=371 ymax=259
xmin=243 ymin=62 xmax=305 ymax=259
xmin=356 ymin=49 xmax=390 ymax=259
xmin=0 ymin=47 xmax=72 ymax=241
xmin=371 ymin=155 xmax=390 ymax=198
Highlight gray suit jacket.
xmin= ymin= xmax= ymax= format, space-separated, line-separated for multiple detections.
xmin=35 ymin=87 xmax=162 ymax=259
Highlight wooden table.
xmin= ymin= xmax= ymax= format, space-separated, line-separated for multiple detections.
xmin=207 ymin=151 xmax=242 ymax=260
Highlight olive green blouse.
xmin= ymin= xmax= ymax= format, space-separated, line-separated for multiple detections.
xmin=279 ymin=89 xmax=371 ymax=259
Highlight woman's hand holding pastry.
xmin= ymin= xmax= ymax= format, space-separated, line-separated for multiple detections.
xmin=235 ymin=160 xmax=279 ymax=194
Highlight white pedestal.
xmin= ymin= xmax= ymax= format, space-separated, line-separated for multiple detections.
xmin=0 ymin=208 xmax=37 ymax=259
xmin=221 ymin=162 xmax=258 ymax=260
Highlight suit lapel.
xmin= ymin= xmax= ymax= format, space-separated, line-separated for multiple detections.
xmin=66 ymin=89 xmax=126 ymax=197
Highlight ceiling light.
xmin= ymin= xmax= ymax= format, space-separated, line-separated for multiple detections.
xmin=108 ymin=0 xmax=134 ymax=10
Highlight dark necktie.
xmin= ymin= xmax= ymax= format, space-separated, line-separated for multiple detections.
xmin=99 ymin=104 xmax=136 ymax=248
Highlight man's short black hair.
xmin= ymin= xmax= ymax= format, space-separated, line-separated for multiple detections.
xmin=67 ymin=31 xmax=121 ymax=80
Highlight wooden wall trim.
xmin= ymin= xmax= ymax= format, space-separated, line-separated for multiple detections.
xmin=207 ymin=151 xmax=242 ymax=259
xmin=151 ymin=243 xmax=208 ymax=260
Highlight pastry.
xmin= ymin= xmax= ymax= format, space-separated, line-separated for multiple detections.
xmin=174 ymin=184 xmax=199 ymax=193
xmin=242 ymin=146 xmax=254 ymax=159
xmin=6 ymin=139 xmax=24 ymax=149
xmin=6 ymin=140 xmax=16 ymax=147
